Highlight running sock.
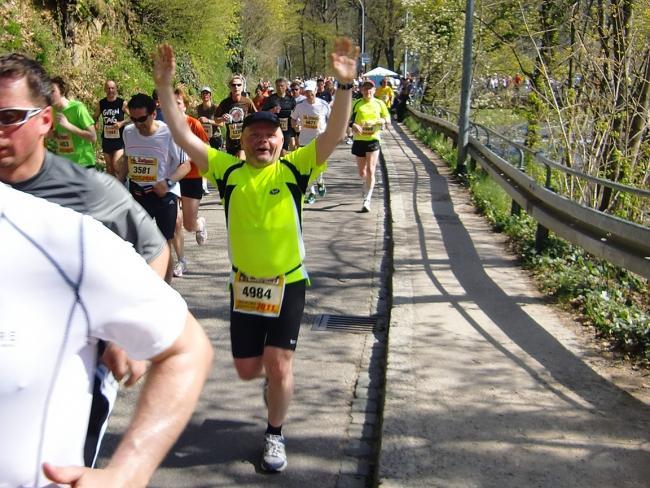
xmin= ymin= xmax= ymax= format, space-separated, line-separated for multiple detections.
xmin=365 ymin=187 xmax=374 ymax=203
xmin=266 ymin=423 xmax=282 ymax=436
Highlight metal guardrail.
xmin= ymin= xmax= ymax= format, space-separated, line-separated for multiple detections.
xmin=406 ymin=104 xmax=650 ymax=279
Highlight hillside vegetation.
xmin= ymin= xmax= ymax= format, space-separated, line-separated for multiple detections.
xmin=1 ymin=0 xmax=234 ymax=106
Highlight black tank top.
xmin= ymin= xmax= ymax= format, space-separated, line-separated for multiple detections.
xmin=99 ymin=97 xmax=125 ymax=139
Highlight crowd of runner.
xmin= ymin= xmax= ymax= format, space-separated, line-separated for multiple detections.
xmin=0 ymin=37 xmax=407 ymax=486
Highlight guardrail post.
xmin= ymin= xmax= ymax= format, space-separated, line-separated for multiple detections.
xmin=511 ymin=148 xmax=526 ymax=216
xmin=535 ymin=164 xmax=553 ymax=252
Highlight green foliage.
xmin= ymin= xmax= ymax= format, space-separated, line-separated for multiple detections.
xmin=1 ymin=18 xmax=23 ymax=51
xmin=405 ymin=114 xmax=650 ymax=363
xmin=95 ymin=33 xmax=153 ymax=98
xmin=402 ymin=0 xmax=464 ymax=102
xmin=128 ymin=0 xmax=234 ymax=94
xmin=471 ymin=108 xmax=526 ymax=128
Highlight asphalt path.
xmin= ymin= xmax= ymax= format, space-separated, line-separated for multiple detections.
xmin=98 ymin=141 xmax=387 ymax=487
xmin=379 ymin=123 xmax=650 ymax=488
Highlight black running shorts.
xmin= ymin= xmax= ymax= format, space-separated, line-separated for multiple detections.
xmin=226 ymin=139 xmax=242 ymax=156
xmin=101 ymin=138 xmax=124 ymax=154
xmin=130 ymin=186 xmax=178 ymax=241
xmin=180 ymin=178 xmax=203 ymax=200
xmin=229 ymin=279 xmax=306 ymax=358
xmin=281 ymin=129 xmax=295 ymax=150
xmin=352 ymin=139 xmax=380 ymax=157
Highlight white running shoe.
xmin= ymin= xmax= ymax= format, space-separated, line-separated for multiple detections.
xmin=173 ymin=258 xmax=188 ymax=277
xmin=195 ymin=216 xmax=208 ymax=246
xmin=361 ymin=195 xmax=371 ymax=213
xmin=261 ymin=433 xmax=287 ymax=472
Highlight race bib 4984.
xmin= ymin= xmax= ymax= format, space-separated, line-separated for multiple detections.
xmin=232 ymin=272 xmax=285 ymax=317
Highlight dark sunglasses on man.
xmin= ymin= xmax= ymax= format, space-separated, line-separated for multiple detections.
xmin=131 ymin=113 xmax=152 ymax=123
xmin=0 ymin=107 xmax=44 ymax=127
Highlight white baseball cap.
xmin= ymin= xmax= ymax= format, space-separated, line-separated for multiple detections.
xmin=304 ymin=80 xmax=317 ymax=92
xmin=200 ymin=86 xmax=212 ymax=93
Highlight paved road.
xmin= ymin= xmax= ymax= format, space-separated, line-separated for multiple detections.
xmin=379 ymin=123 xmax=650 ymax=488
xmin=99 ymin=123 xmax=650 ymax=487
xmin=98 ymin=142 xmax=388 ymax=487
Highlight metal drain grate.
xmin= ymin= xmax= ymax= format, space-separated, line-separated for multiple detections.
xmin=311 ymin=314 xmax=381 ymax=333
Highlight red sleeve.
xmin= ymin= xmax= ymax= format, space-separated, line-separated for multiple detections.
xmin=187 ymin=116 xmax=209 ymax=143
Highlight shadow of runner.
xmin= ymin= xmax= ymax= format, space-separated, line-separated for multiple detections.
xmin=390 ymin=123 xmax=649 ymax=422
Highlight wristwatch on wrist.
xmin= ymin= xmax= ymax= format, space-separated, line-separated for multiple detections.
xmin=338 ymin=82 xmax=354 ymax=90
xmin=165 ymin=178 xmax=174 ymax=189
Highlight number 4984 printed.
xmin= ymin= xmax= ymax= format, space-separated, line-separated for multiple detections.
xmin=233 ymin=272 xmax=285 ymax=317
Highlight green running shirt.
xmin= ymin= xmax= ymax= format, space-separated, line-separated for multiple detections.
xmin=51 ymin=100 xmax=96 ymax=167
xmin=202 ymin=140 xmax=326 ymax=283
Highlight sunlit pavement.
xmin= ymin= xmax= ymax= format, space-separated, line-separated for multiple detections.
xmin=98 ymin=141 xmax=387 ymax=487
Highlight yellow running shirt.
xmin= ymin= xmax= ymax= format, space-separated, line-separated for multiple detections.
xmin=351 ymin=98 xmax=390 ymax=142
xmin=202 ymin=140 xmax=326 ymax=283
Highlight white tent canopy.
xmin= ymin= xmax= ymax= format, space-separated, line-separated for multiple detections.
xmin=364 ymin=67 xmax=399 ymax=77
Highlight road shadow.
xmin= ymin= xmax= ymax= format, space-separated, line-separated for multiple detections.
xmin=388 ymin=123 xmax=650 ymax=420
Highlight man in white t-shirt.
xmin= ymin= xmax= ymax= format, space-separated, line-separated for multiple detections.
xmin=292 ymin=80 xmax=331 ymax=203
xmin=121 ymin=92 xmax=191 ymax=282
xmin=0 ymin=182 xmax=213 ymax=487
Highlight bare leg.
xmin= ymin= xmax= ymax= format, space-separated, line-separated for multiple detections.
xmin=103 ymin=148 xmax=123 ymax=178
xmin=231 ymin=346 xmax=294 ymax=427
xmin=181 ymin=196 xmax=200 ymax=232
xmin=263 ymin=346 xmax=294 ymax=427
xmin=172 ymin=202 xmax=184 ymax=262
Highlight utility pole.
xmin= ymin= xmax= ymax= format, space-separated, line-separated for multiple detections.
xmin=456 ymin=0 xmax=475 ymax=176
xmin=356 ymin=0 xmax=366 ymax=72
xmin=403 ymin=10 xmax=408 ymax=78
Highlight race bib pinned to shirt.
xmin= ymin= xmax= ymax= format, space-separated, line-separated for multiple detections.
xmin=104 ymin=124 xmax=120 ymax=139
xmin=55 ymin=133 xmax=74 ymax=154
xmin=303 ymin=115 xmax=319 ymax=130
xmin=229 ymin=123 xmax=243 ymax=140
xmin=361 ymin=121 xmax=380 ymax=136
xmin=232 ymin=272 xmax=285 ymax=317
xmin=127 ymin=156 xmax=159 ymax=183
xmin=279 ymin=117 xmax=289 ymax=131
xmin=202 ymin=122 xmax=213 ymax=138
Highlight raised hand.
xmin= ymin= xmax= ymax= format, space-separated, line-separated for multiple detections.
xmin=153 ymin=43 xmax=176 ymax=87
xmin=329 ymin=37 xmax=360 ymax=84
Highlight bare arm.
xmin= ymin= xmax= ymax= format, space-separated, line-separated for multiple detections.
xmin=153 ymin=44 xmax=209 ymax=173
xmin=119 ymin=100 xmax=130 ymax=128
xmin=93 ymin=103 xmax=101 ymax=130
xmin=43 ymin=311 xmax=213 ymax=486
xmin=315 ymin=38 xmax=359 ymax=164
xmin=57 ymin=114 xmax=97 ymax=143
xmin=147 ymin=243 xmax=170 ymax=279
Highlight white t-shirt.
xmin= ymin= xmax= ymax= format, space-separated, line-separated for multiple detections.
xmin=0 ymin=183 xmax=187 ymax=487
xmin=291 ymin=98 xmax=331 ymax=146
xmin=123 ymin=121 xmax=185 ymax=196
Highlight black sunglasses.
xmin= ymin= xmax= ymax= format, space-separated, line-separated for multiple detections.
xmin=0 ymin=107 xmax=44 ymax=127
xmin=231 ymin=83 xmax=242 ymax=87
xmin=132 ymin=114 xmax=151 ymax=123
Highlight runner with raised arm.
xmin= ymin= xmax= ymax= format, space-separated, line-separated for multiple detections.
xmin=153 ymin=38 xmax=358 ymax=473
